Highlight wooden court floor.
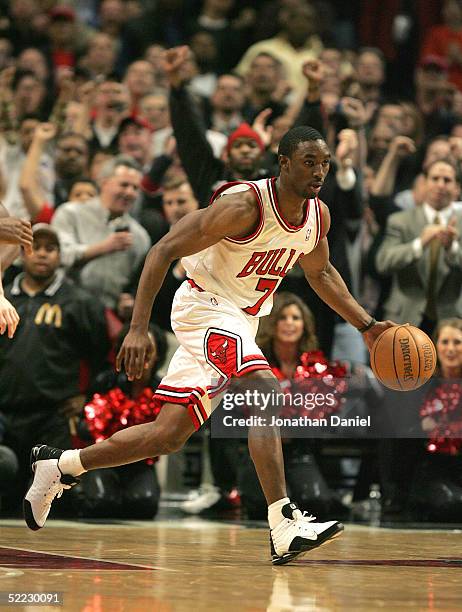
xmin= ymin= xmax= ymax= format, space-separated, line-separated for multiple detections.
xmin=0 ymin=519 xmax=461 ymax=611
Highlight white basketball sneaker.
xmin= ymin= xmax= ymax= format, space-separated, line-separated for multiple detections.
xmin=270 ymin=501 xmax=343 ymax=565
xmin=23 ymin=445 xmax=79 ymax=531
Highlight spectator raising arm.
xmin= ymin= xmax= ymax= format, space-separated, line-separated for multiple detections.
xmin=340 ymin=97 xmax=368 ymax=169
xmin=0 ymin=67 xmax=16 ymax=144
xmin=164 ymin=46 xmax=226 ymax=206
xmin=335 ymin=129 xmax=359 ymax=192
xmin=48 ymin=71 xmax=77 ymax=136
xmin=292 ymin=60 xmax=326 ymax=132
xmin=371 ymin=136 xmax=416 ymax=197
xmin=19 ymin=122 xmax=57 ymax=223
xmin=72 ymin=80 xmax=97 ymax=141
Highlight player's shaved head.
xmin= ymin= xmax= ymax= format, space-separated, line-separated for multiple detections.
xmin=278 ymin=126 xmax=325 ymax=159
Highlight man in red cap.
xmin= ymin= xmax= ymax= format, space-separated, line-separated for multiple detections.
xmin=164 ymin=47 xmax=270 ymax=208
xmin=225 ymin=122 xmax=265 ymax=180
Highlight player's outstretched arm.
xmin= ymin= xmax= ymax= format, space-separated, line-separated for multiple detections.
xmin=300 ymin=202 xmax=395 ymax=350
xmin=117 ymin=190 xmax=259 ymax=379
xmin=0 ymin=202 xmax=29 ymax=338
xmin=0 ymin=291 xmax=19 ymax=339
xmin=0 ymin=203 xmax=33 ymax=252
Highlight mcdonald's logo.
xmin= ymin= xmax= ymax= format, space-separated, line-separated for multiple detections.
xmin=34 ymin=303 xmax=62 ymax=328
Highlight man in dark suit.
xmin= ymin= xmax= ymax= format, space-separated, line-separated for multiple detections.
xmin=376 ymin=158 xmax=462 ymax=335
xmin=376 ymin=157 xmax=462 ymax=517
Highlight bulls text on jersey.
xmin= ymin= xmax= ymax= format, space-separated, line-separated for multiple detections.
xmin=236 ymin=248 xmax=304 ymax=279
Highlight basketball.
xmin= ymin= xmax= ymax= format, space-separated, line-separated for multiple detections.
xmin=370 ymin=325 xmax=437 ymax=391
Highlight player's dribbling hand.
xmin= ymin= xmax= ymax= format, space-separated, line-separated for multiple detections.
xmin=362 ymin=320 xmax=397 ymax=351
xmin=116 ymin=329 xmax=156 ymax=381
xmin=0 ymin=296 xmax=20 ymax=339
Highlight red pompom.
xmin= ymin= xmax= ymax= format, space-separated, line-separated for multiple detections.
xmin=84 ymin=388 xmax=162 ymax=446
xmin=271 ymin=351 xmax=348 ymax=419
xmin=420 ymin=382 xmax=462 ymax=454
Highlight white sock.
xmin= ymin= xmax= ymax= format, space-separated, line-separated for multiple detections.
xmin=58 ymin=449 xmax=86 ymax=476
xmin=268 ymin=497 xmax=290 ymax=529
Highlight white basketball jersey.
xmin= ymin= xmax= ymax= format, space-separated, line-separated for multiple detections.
xmin=182 ymin=178 xmax=322 ymax=317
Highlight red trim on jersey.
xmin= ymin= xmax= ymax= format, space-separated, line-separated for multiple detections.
xmin=154 ymin=392 xmax=190 ymax=404
xmin=237 ymin=353 xmax=271 ymax=374
xmin=154 ymin=396 xmax=204 ymax=431
xmin=234 ymin=353 xmax=271 ymax=377
xmin=269 ymin=177 xmax=309 ymax=232
xmin=316 ymin=197 xmax=324 ymax=246
xmin=209 ymin=180 xmax=243 ymax=206
xmin=187 ymin=405 xmax=201 ymax=430
xmin=188 ymin=278 xmax=205 ymax=292
xmin=241 ymin=353 xmax=269 ymax=364
xmin=313 ymin=197 xmax=320 ymax=246
xmin=236 ymin=363 xmax=272 ymax=377
xmin=154 ymin=385 xmax=205 ymax=406
xmin=209 ymin=180 xmax=265 ymax=244
xmin=154 ymin=385 xmax=208 ymax=430
xmin=156 ymin=384 xmax=205 ymax=395
xmin=207 ymin=377 xmax=231 ymax=398
xmin=207 ymin=374 xmax=227 ymax=392
xmin=195 ymin=398 xmax=208 ymax=422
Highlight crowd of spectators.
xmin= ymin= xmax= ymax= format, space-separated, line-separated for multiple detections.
xmin=1 ymin=0 xmax=462 ymax=521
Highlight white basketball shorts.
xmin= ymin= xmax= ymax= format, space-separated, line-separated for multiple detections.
xmin=153 ymin=280 xmax=271 ymax=429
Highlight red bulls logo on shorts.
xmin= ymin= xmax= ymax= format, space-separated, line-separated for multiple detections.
xmin=205 ymin=329 xmax=241 ymax=378
xmin=211 ymin=338 xmax=228 ymax=364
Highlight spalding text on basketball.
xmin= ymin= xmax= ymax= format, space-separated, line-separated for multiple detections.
xmin=399 ymin=337 xmax=414 ymax=381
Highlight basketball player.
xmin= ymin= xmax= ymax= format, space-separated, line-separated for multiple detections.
xmin=24 ymin=126 xmax=394 ymax=564
xmin=0 ymin=202 xmax=33 ymax=338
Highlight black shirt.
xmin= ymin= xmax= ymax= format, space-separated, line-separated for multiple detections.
xmin=0 ymin=271 xmax=110 ymax=409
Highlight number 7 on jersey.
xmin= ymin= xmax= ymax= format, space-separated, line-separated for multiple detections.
xmin=243 ymin=278 xmax=279 ymax=316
